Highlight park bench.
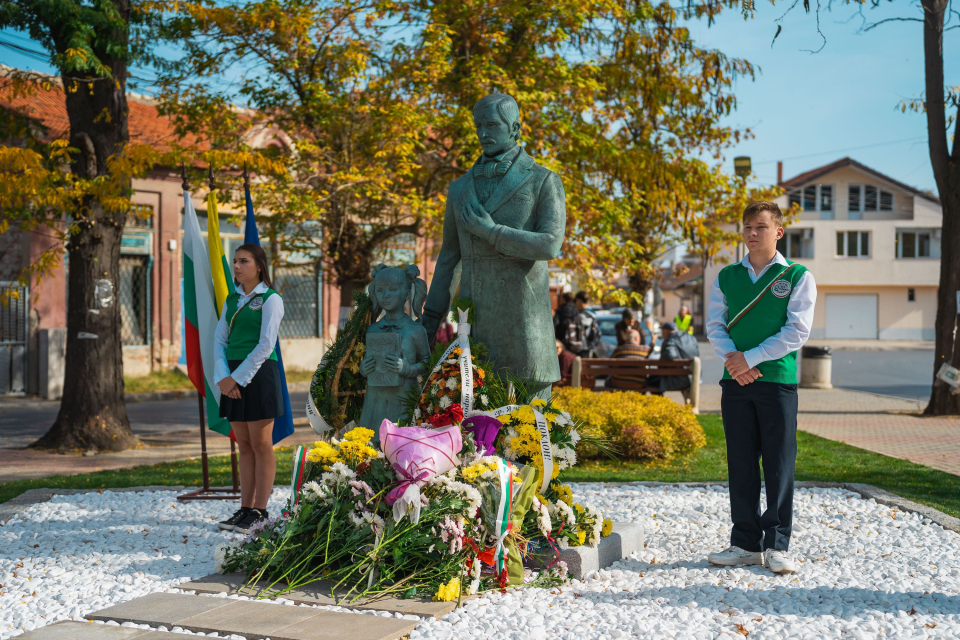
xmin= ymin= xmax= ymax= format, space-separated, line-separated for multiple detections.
xmin=570 ymin=356 xmax=701 ymax=414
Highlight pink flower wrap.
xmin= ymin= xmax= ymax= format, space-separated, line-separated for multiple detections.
xmin=380 ymin=420 xmax=462 ymax=523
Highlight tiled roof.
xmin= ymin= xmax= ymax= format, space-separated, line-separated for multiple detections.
xmin=780 ymin=156 xmax=939 ymax=204
xmin=0 ymin=77 xmax=205 ymax=151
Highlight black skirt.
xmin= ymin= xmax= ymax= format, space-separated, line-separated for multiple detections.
xmin=219 ymin=359 xmax=285 ymax=422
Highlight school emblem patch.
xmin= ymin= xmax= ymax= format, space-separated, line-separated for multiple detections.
xmin=248 ymin=296 xmax=264 ymax=311
xmin=771 ymin=280 xmax=792 ymax=298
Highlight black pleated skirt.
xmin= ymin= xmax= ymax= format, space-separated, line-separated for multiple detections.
xmin=219 ymin=359 xmax=285 ymax=422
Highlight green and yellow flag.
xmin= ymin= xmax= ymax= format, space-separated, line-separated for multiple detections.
xmin=206 ymin=187 xmax=234 ymax=315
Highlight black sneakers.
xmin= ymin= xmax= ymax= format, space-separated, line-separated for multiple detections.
xmin=234 ymin=508 xmax=269 ymax=535
xmin=218 ymin=506 xmax=251 ymax=531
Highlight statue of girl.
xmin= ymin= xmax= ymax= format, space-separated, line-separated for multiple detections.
xmin=358 ymin=264 xmax=431 ymax=441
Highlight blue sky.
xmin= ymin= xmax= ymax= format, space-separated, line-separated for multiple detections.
xmin=3 ymin=2 xmax=955 ymax=194
xmin=684 ymin=1 xmax=957 ymax=193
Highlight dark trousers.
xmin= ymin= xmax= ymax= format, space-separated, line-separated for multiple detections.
xmin=720 ymin=379 xmax=798 ymax=552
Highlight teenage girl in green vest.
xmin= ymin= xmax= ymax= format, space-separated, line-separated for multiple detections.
xmin=705 ymin=201 xmax=817 ymax=575
xmin=213 ymin=244 xmax=285 ymax=534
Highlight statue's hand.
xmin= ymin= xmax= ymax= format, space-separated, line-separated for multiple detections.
xmin=384 ymin=354 xmax=406 ymax=375
xmin=457 ymin=196 xmax=496 ymax=243
xmin=360 ymin=354 xmax=377 ymax=376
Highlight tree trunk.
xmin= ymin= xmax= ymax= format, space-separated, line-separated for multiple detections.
xmin=921 ymin=0 xmax=960 ymax=415
xmin=32 ymin=14 xmax=139 ymax=451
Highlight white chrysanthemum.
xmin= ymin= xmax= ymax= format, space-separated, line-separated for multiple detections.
xmin=431 ymin=383 xmax=440 ymax=394
xmin=480 ymin=394 xmax=489 ymax=406
xmin=446 ymin=377 xmax=459 ymax=390
xmin=549 ymin=498 xmax=577 ymax=526
xmin=430 ymin=474 xmax=482 ymax=513
xmin=414 ymin=408 xmax=422 ymax=420
xmin=530 ymin=499 xmax=552 ymax=536
xmin=569 ymin=428 xmax=581 ymax=446
xmin=322 ymin=462 xmax=356 ymax=485
xmin=439 ymin=395 xmax=452 ymax=409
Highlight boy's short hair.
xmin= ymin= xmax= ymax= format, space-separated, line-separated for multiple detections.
xmin=574 ymin=291 xmax=588 ymax=303
xmin=742 ymin=201 xmax=784 ymax=227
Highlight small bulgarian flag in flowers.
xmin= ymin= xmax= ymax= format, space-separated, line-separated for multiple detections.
xmin=414 ymin=345 xmax=487 ymax=427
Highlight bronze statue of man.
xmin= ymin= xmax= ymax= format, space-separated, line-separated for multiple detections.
xmin=421 ymin=93 xmax=567 ymax=398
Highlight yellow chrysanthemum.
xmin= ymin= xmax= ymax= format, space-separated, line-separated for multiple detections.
xmin=342 ymin=427 xmax=375 ymax=444
xmin=306 ymin=441 xmax=340 ymax=466
xmin=531 ymin=398 xmax=547 ymax=409
xmin=338 ymin=439 xmax=378 ymax=467
xmin=497 ymin=414 xmax=512 ymax=425
xmin=516 ymin=405 xmax=536 ymax=425
xmin=577 ymin=530 xmax=586 ymax=545
xmin=553 ymin=484 xmax=573 ymax=505
xmin=601 ymin=518 xmax=613 ymax=537
xmin=434 ymin=577 xmax=460 ymax=602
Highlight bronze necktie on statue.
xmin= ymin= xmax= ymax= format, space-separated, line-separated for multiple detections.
xmin=473 ymin=159 xmax=513 ymax=179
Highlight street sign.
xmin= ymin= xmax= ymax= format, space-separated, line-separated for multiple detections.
xmin=734 ymin=156 xmax=752 ymax=177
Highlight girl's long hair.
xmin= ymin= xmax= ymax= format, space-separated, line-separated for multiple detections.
xmin=234 ymin=243 xmax=273 ymax=289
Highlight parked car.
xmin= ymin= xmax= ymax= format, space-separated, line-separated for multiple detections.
xmin=594 ymin=312 xmax=661 ymax=358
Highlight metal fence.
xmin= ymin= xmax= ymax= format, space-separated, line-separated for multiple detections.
xmin=0 ymin=282 xmax=29 ymax=394
xmin=273 ymin=264 xmax=320 ymax=338
xmin=118 ymin=256 xmax=150 ymax=346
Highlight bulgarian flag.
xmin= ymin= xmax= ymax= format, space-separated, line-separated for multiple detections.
xmin=183 ymin=189 xmax=233 ymax=437
xmin=244 ymin=182 xmax=296 ymax=444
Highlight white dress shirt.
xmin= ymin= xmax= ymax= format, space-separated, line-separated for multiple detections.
xmin=213 ymin=281 xmax=285 ymax=387
xmin=706 ymin=251 xmax=817 ymax=371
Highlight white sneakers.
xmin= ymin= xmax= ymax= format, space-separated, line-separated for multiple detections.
xmin=707 ymin=546 xmax=764 ymax=566
xmin=763 ymin=549 xmax=797 ymax=573
xmin=707 ymin=546 xmax=796 ymax=573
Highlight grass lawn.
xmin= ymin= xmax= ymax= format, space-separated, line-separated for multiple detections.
xmin=123 ymin=369 xmax=194 ymax=393
xmin=2 ymin=414 xmax=958 ymax=519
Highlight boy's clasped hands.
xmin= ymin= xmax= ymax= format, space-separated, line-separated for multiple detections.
xmin=724 ymin=351 xmax=762 ymax=386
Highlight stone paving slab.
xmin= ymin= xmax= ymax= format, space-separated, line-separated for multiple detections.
xmin=86 ymin=592 xmax=419 ymax=640
xmin=178 ymin=572 xmax=457 ymax=618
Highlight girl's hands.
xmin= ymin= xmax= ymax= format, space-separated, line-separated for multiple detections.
xmin=218 ymin=376 xmax=241 ymax=399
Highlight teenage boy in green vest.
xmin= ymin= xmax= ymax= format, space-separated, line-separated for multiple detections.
xmin=705 ymin=201 xmax=817 ymax=574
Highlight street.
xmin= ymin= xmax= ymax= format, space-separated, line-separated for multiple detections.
xmin=0 ymin=391 xmax=311 ymax=449
xmin=698 ymin=346 xmax=933 ymax=403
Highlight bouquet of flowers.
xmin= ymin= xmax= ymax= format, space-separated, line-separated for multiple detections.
xmin=415 ymin=345 xmax=488 ymax=428
xmin=496 ymin=398 xmax=581 ymax=487
xmin=217 ymin=425 xmax=568 ymax=604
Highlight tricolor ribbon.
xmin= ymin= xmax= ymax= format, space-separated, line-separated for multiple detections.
xmin=290 ymin=446 xmax=309 ymax=506
xmin=492 ymin=459 xmax=514 ymax=573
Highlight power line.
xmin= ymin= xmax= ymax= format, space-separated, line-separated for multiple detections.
xmin=753 ymin=136 xmax=927 ymax=165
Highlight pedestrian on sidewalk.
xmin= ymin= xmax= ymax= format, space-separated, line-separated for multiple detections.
xmin=705 ymin=201 xmax=817 ymax=575
xmin=213 ymin=244 xmax=286 ymax=535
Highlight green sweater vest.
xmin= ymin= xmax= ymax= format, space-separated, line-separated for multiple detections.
xmin=718 ymin=260 xmax=808 ymax=384
xmin=225 ymin=288 xmax=279 ymax=362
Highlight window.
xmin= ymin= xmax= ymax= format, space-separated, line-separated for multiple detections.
xmin=908 ymin=288 xmax=916 ymax=302
xmin=777 ymin=229 xmax=815 ymax=259
xmin=896 ymin=228 xmax=941 ymax=259
xmin=836 ymin=231 xmax=870 ymax=258
xmin=274 ymin=264 xmax=320 ymax=338
xmin=849 ymin=184 xmax=894 ymax=215
xmin=119 ymin=255 xmax=150 ymax=345
xmin=820 ymin=185 xmax=833 ymax=212
xmin=789 ymin=184 xmax=833 ymax=216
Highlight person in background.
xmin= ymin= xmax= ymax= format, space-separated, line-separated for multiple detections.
xmin=555 ymin=339 xmax=578 ymax=387
xmin=651 ymin=321 xmax=700 ymax=396
xmin=615 ymin=308 xmax=641 ymax=346
xmin=435 ymin=314 xmax=455 ymax=345
xmin=573 ymin=291 xmax=602 ymax=356
xmin=606 ymin=329 xmax=649 ymax=389
xmin=554 ymin=292 xmax=578 ymax=345
xmin=214 ymin=244 xmax=285 ymax=535
xmin=675 ymin=304 xmax=695 ymax=335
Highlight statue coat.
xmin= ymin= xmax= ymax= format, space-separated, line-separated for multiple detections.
xmin=423 ymin=146 xmax=566 ymax=383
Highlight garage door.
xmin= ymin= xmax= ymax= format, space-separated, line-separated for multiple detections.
xmin=826 ymin=294 xmax=878 ymax=339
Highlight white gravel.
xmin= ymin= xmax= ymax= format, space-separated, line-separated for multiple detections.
xmin=2 ymin=485 xmax=959 ymax=639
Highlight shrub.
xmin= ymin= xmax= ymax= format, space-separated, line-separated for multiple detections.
xmin=552 ymin=388 xmax=706 ymax=462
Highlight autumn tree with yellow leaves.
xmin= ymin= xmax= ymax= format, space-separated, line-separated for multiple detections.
xmin=157 ymin=0 xmax=782 ymax=310
xmin=0 ymin=0 xmax=172 ymax=452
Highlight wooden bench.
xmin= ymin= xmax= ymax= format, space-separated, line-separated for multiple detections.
xmin=570 ymin=357 xmax=701 ymax=414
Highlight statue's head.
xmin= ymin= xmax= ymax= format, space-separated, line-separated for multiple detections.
xmin=368 ymin=263 xmax=427 ymax=320
xmin=473 ymin=93 xmax=521 ymax=157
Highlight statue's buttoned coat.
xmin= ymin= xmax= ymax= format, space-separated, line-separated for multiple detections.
xmin=423 ymin=146 xmax=566 ymax=384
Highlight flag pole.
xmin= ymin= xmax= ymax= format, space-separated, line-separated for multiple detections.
xmin=178 ymin=162 xmax=241 ymax=502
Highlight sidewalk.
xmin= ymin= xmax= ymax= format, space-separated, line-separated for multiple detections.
xmin=667 ymin=382 xmax=960 ymax=477
xmin=0 ymin=425 xmax=319 ymax=484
